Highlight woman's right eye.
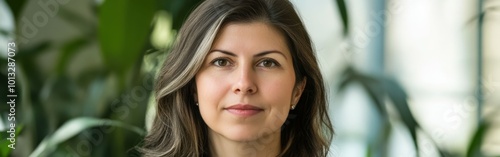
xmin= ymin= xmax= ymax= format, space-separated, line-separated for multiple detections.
xmin=211 ymin=58 xmax=232 ymax=67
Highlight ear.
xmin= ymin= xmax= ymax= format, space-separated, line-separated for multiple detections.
xmin=292 ymin=77 xmax=307 ymax=105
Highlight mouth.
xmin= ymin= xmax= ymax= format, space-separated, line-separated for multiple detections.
xmin=224 ymin=104 xmax=264 ymax=116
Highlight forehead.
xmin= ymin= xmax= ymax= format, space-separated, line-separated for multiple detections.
xmin=210 ymin=21 xmax=290 ymax=57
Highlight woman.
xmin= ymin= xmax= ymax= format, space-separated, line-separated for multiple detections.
xmin=141 ymin=0 xmax=333 ymax=156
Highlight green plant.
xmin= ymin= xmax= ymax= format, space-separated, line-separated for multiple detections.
xmin=0 ymin=0 xmax=202 ymax=156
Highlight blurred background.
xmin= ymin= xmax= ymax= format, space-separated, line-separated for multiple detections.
xmin=0 ymin=0 xmax=498 ymax=156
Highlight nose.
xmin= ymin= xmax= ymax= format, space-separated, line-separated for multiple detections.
xmin=232 ymin=66 xmax=257 ymax=95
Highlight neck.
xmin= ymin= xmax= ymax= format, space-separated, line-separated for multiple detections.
xmin=209 ymin=130 xmax=281 ymax=157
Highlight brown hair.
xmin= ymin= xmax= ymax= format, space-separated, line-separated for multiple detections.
xmin=141 ymin=0 xmax=333 ymax=156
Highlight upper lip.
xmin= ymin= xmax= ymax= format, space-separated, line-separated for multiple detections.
xmin=225 ymin=104 xmax=263 ymax=110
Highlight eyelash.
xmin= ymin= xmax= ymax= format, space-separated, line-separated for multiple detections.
xmin=211 ymin=57 xmax=233 ymax=67
xmin=257 ymin=58 xmax=281 ymax=68
xmin=209 ymin=57 xmax=281 ymax=68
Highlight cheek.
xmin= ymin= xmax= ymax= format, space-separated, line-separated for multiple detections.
xmin=196 ymin=74 xmax=220 ymax=126
xmin=195 ymin=74 xmax=229 ymax=106
xmin=259 ymin=77 xmax=295 ymax=131
xmin=260 ymin=76 xmax=296 ymax=107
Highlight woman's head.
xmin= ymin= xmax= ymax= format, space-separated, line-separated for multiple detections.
xmin=196 ymin=21 xmax=302 ymax=142
xmin=142 ymin=0 xmax=333 ymax=156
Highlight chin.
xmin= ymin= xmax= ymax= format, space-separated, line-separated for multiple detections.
xmin=226 ymin=133 xmax=259 ymax=142
xmin=222 ymin=126 xmax=278 ymax=142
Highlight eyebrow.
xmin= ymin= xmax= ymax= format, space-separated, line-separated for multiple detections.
xmin=209 ymin=49 xmax=288 ymax=60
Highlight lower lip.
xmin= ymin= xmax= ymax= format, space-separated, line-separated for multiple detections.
xmin=225 ymin=109 xmax=263 ymax=116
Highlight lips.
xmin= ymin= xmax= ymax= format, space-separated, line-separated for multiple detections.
xmin=224 ymin=104 xmax=263 ymax=116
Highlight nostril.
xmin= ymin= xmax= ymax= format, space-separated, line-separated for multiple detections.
xmin=234 ymin=88 xmax=256 ymax=94
xmin=233 ymin=79 xmax=257 ymax=94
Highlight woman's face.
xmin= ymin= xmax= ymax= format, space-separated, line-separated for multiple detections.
xmin=195 ymin=21 xmax=305 ymax=142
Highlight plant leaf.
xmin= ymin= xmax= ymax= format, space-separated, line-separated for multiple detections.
xmin=98 ymin=0 xmax=157 ymax=74
xmin=337 ymin=66 xmax=386 ymax=115
xmin=29 ymin=117 xmax=145 ymax=157
xmin=335 ymin=0 xmax=349 ymax=36
xmin=359 ymin=78 xmax=386 ymax=116
xmin=0 ymin=125 xmax=23 ymax=157
xmin=337 ymin=66 xmax=355 ymax=92
xmin=161 ymin=0 xmax=203 ymax=30
xmin=384 ymin=78 xmax=419 ymax=155
xmin=466 ymin=120 xmax=489 ymax=157
xmin=54 ymin=37 xmax=90 ymax=75
xmin=5 ymin=0 xmax=26 ymax=20
xmin=0 ymin=28 xmax=10 ymax=37
xmin=16 ymin=41 xmax=50 ymax=59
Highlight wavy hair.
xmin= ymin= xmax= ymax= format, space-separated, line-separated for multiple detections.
xmin=140 ymin=0 xmax=334 ymax=156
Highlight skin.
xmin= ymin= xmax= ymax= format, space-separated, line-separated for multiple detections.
xmin=195 ymin=21 xmax=306 ymax=157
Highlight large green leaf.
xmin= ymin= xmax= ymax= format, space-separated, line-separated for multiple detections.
xmin=383 ymin=78 xmax=420 ymax=156
xmin=466 ymin=121 xmax=488 ymax=157
xmin=29 ymin=117 xmax=145 ymax=157
xmin=0 ymin=125 xmax=23 ymax=157
xmin=337 ymin=67 xmax=426 ymax=156
xmin=466 ymin=108 xmax=499 ymax=157
xmin=16 ymin=41 xmax=50 ymax=60
xmin=161 ymin=0 xmax=203 ymax=30
xmin=54 ymin=37 xmax=91 ymax=75
xmin=5 ymin=0 xmax=26 ymax=20
xmin=334 ymin=0 xmax=349 ymax=36
xmin=0 ymin=29 xmax=9 ymax=37
xmin=98 ymin=0 xmax=157 ymax=74
xmin=338 ymin=66 xmax=386 ymax=115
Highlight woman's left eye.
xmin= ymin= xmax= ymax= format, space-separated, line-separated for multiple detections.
xmin=257 ymin=59 xmax=280 ymax=68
